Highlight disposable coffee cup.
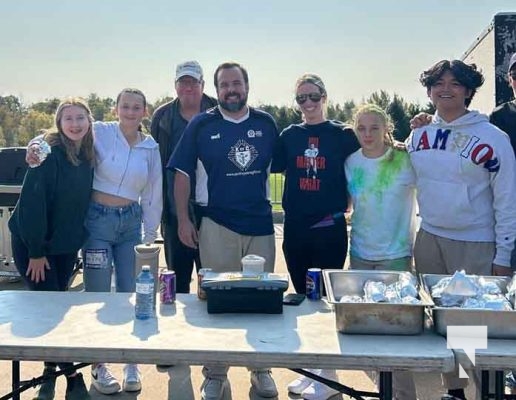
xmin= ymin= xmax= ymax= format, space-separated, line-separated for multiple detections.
xmin=241 ymin=254 xmax=265 ymax=274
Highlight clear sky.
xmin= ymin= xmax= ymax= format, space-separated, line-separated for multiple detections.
xmin=1 ymin=0 xmax=515 ymax=108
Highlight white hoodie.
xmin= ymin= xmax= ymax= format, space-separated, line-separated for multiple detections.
xmin=406 ymin=111 xmax=516 ymax=267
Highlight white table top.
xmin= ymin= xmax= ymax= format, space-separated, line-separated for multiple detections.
xmin=0 ymin=185 xmax=21 ymax=194
xmin=453 ymin=339 xmax=516 ymax=370
xmin=0 ymin=291 xmax=454 ymax=372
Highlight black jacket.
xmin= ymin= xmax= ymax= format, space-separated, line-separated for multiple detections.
xmin=150 ymin=94 xmax=217 ymax=223
xmin=9 ymin=145 xmax=93 ymax=257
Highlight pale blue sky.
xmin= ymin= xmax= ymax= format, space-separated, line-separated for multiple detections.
xmin=1 ymin=0 xmax=515 ymax=107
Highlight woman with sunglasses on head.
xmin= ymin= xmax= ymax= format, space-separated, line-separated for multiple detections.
xmin=271 ymin=73 xmax=359 ymax=400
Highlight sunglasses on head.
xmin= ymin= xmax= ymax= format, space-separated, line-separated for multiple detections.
xmin=295 ymin=92 xmax=324 ymax=105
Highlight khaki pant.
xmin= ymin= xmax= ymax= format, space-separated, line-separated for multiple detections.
xmin=199 ymin=217 xmax=276 ymax=380
xmin=414 ymin=229 xmax=495 ymax=392
xmin=199 ymin=217 xmax=275 ymax=272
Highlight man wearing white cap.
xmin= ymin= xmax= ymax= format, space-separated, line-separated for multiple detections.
xmin=151 ymin=61 xmax=217 ymax=294
xmin=490 ymin=51 xmax=516 ymax=395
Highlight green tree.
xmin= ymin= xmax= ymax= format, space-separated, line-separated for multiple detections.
xmin=0 ymin=95 xmax=24 ymax=146
xmin=18 ymin=110 xmax=54 ymax=145
xmin=367 ymin=90 xmax=391 ymax=110
xmin=0 ymin=126 xmax=6 ymax=147
xmin=87 ymin=93 xmax=115 ymax=121
xmin=31 ymin=98 xmax=61 ymax=114
xmin=386 ymin=94 xmax=410 ymax=141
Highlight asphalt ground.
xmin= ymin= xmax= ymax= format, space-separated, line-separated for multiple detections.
xmin=0 ymin=225 xmax=478 ymax=400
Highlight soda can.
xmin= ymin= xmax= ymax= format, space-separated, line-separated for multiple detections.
xmin=159 ymin=270 xmax=176 ymax=304
xmin=197 ymin=268 xmax=212 ymax=300
xmin=306 ymin=268 xmax=322 ymax=300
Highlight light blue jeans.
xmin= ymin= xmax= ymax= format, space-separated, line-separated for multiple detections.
xmin=83 ymin=201 xmax=142 ymax=293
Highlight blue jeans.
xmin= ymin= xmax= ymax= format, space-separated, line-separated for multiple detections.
xmin=83 ymin=201 xmax=142 ymax=293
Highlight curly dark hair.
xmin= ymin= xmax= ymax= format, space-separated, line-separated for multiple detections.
xmin=419 ymin=59 xmax=484 ymax=106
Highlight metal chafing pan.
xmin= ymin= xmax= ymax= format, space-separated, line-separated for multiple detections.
xmin=421 ymin=274 xmax=516 ymax=339
xmin=323 ymin=269 xmax=433 ymax=335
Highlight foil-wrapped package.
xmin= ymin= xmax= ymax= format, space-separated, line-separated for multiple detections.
xmin=385 ymin=284 xmax=401 ymax=302
xmin=432 ymin=270 xmax=480 ymax=307
xmin=462 ymin=298 xmax=484 ymax=309
xmin=480 ymin=294 xmax=512 ymax=311
xmin=339 ymin=295 xmax=363 ymax=303
xmin=506 ymin=276 xmax=516 ymax=298
xmin=462 ymin=295 xmax=512 ymax=311
xmin=364 ymin=280 xmax=387 ymax=303
xmin=478 ymin=276 xmax=502 ymax=295
xmin=397 ymin=272 xmax=418 ymax=298
xmin=29 ymin=139 xmax=51 ymax=167
xmin=401 ymin=296 xmax=422 ymax=305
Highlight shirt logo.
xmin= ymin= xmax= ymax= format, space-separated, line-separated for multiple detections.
xmin=247 ymin=129 xmax=263 ymax=138
xmin=228 ymin=139 xmax=258 ymax=171
xmin=211 ymin=133 xmax=221 ymax=140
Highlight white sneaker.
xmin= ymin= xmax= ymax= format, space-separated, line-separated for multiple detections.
xmin=250 ymin=370 xmax=278 ymax=398
xmin=288 ymin=369 xmax=321 ymax=394
xmin=201 ymin=377 xmax=228 ymax=400
xmin=123 ymin=364 xmax=142 ymax=392
xmin=91 ymin=363 xmax=121 ymax=394
xmin=301 ymin=369 xmax=339 ymax=400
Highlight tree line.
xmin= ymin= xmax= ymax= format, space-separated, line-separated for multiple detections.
xmin=0 ymin=92 xmax=435 ymax=147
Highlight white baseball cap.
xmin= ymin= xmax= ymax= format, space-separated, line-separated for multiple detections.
xmin=175 ymin=61 xmax=203 ymax=81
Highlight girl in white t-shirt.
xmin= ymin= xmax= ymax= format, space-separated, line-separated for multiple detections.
xmin=345 ymin=103 xmax=418 ymax=400
xmin=345 ymin=103 xmax=417 ymax=271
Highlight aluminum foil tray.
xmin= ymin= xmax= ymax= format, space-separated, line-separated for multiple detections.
xmin=421 ymin=274 xmax=516 ymax=339
xmin=323 ymin=269 xmax=433 ymax=335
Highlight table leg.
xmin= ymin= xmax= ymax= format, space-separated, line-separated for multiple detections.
xmin=494 ymin=370 xmax=504 ymax=400
xmin=12 ymin=361 xmax=20 ymax=400
xmin=379 ymin=371 xmax=392 ymax=400
xmin=481 ymin=370 xmax=489 ymax=400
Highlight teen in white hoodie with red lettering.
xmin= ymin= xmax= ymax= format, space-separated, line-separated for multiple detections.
xmin=406 ymin=59 xmax=516 ymax=400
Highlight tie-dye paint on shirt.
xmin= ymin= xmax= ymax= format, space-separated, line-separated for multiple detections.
xmin=345 ymin=148 xmax=417 ymax=261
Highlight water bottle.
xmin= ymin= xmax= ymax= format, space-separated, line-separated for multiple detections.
xmin=135 ymin=265 xmax=154 ymax=320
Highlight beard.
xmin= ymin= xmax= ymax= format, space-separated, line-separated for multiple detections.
xmin=218 ymin=92 xmax=248 ymax=113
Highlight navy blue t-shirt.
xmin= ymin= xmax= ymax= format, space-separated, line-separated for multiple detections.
xmin=271 ymin=120 xmax=359 ymax=224
xmin=168 ymin=107 xmax=278 ymax=236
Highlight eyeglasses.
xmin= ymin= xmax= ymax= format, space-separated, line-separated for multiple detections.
xmin=295 ymin=93 xmax=324 ymax=105
xmin=177 ymin=78 xmax=202 ymax=88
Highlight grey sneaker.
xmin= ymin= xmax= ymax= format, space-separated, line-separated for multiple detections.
xmin=65 ymin=373 xmax=90 ymax=400
xmin=123 ymin=364 xmax=142 ymax=392
xmin=201 ymin=377 xmax=228 ymax=400
xmin=33 ymin=366 xmax=56 ymax=400
xmin=250 ymin=370 xmax=278 ymax=398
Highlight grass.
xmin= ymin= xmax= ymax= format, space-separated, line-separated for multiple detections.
xmin=270 ymin=173 xmax=284 ymax=210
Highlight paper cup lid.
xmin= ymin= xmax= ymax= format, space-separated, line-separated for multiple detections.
xmin=241 ymin=254 xmax=265 ymax=265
